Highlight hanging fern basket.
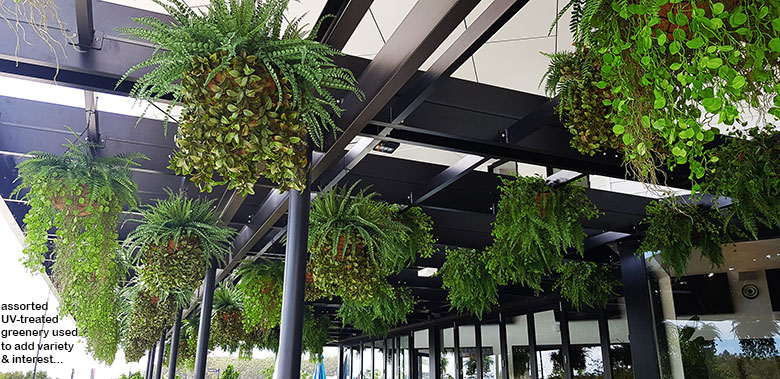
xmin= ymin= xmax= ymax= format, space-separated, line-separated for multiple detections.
xmin=308 ymin=234 xmax=385 ymax=302
xmin=123 ymin=291 xmax=176 ymax=362
xmin=140 ymin=236 xmax=206 ymax=294
xmin=172 ymin=51 xmax=309 ymax=193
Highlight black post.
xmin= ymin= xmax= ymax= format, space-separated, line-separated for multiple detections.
xmin=498 ymin=314 xmax=509 ymax=379
xmin=337 ymin=344 xmax=344 ymax=379
xmin=598 ymin=308 xmax=613 ymax=379
xmin=454 ymin=323 xmax=462 ymax=379
xmin=155 ymin=330 xmax=166 ymax=379
xmin=428 ymin=326 xmax=440 ymax=379
xmin=371 ymin=340 xmax=375 ymax=378
xmin=275 ymin=146 xmax=311 ymax=378
xmin=359 ymin=344 xmax=364 ymax=378
xmin=475 ymin=322 xmax=484 ymax=379
xmin=559 ymin=305 xmax=573 ymax=379
xmin=618 ymin=241 xmax=662 ymax=379
xmin=168 ymin=309 xmax=183 ymax=379
xmin=410 ymin=332 xmax=418 ymax=379
xmin=193 ymin=266 xmax=216 ymax=379
xmin=527 ymin=313 xmax=538 ymax=379
xmin=147 ymin=347 xmax=156 ymax=379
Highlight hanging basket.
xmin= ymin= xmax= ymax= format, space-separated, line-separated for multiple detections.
xmin=140 ymin=235 xmax=206 ymax=294
xmin=309 ymin=234 xmax=384 ymax=302
xmin=50 ymin=182 xmax=100 ymax=217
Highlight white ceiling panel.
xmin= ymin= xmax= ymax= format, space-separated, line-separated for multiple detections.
xmin=472 ymin=36 xmax=556 ymax=96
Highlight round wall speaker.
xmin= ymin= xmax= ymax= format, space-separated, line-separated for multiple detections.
xmin=742 ymin=284 xmax=760 ymax=299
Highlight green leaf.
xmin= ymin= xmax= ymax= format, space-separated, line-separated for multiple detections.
xmin=226 ymin=104 xmax=238 ymax=112
xmin=654 ymin=96 xmax=666 ymax=110
xmin=729 ymin=12 xmax=747 ymax=27
xmin=702 ymin=97 xmax=723 ymax=112
xmin=711 ymin=3 xmax=724 ymax=15
xmin=686 ymin=37 xmax=704 ymax=49
xmin=613 ymin=124 xmax=625 ymax=135
xmin=706 ymin=57 xmax=723 ymax=69
xmin=769 ymin=38 xmax=780 ymax=52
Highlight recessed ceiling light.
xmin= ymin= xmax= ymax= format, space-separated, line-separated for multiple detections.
xmin=418 ymin=267 xmax=437 ymax=277
xmin=708 ymin=272 xmax=714 ymax=278
xmin=728 ymin=267 xmax=735 ymax=271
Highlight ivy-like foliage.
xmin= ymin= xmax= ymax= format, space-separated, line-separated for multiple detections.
xmin=236 ymin=260 xmax=284 ymax=332
xmin=118 ymin=0 xmax=363 ymax=194
xmin=439 ymin=248 xmax=498 ymax=320
xmin=12 ymin=136 xmax=146 ymax=364
xmin=554 ymin=0 xmax=780 ymax=187
xmin=337 ymin=285 xmax=416 ymax=337
xmin=542 ymin=49 xmax=623 ymax=155
xmin=302 ymin=310 xmax=331 ymax=358
xmin=210 ymin=284 xmax=246 ymax=353
xmin=120 ymin=284 xmax=190 ymax=363
xmin=554 ymin=261 xmax=616 ymax=310
xmin=484 ymin=176 xmax=600 ymax=291
xmin=706 ymin=126 xmax=780 ymax=237
xmin=639 ymin=200 xmax=734 ymax=276
xmin=308 ymin=183 xmax=434 ymax=302
xmin=123 ymin=189 xmax=235 ymax=295
xmin=221 ymin=365 xmax=240 ymax=379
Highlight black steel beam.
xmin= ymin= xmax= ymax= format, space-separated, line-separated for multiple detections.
xmin=598 ymin=309 xmax=613 ymax=379
xmin=501 ymin=98 xmax=559 ymax=144
xmin=315 ymin=0 xmax=374 ymax=50
xmin=498 ymin=314 xmax=509 ymax=379
xmin=528 ymin=313 xmax=539 ymax=379
xmin=310 ymin=0 xmax=481 ymax=181
xmin=475 ymin=321 xmax=484 ymax=379
xmin=391 ymin=0 xmax=531 ymax=124
xmin=409 ymin=155 xmax=487 ymax=206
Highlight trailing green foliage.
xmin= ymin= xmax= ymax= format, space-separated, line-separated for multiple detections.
xmin=639 ymin=200 xmax=733 ymax=276
xmin=542 ymin=50 xmax=622 ymax=155
xmin=706 ymin=126 xmax=780 ymax=237
xmin=120 ymin=283 xmax=190 ymax=363
xmin=484 ymin=176 xmax=599 ymax=291
xmin=553 ymin=0 xmax=780 ymax=187
xmin=554 ymin=261 xmax=616 ymax=310
xmin=210 ymin=284 xmax=246 ymax=353
xmin=124 ymin=189 xmax=235 ymax=295
xmin=119 ymin=0 xmax=363 ymax=194
xmin=308 ymin=183 xmax=434 ymax=302
xmin=221 ymin=365 xmax=240 ymax=379
xmin=13 ymin=136 xmax=146 ymax=364
xmin=337 ymin=285 xmax=416 ymax=337
xmin=302 ymin=310 xmax=331 ymax=358
xmin=439 ymin=248 xmax=498 ymax=320
xmin=237 ymin=260 xmax=284 ymax=332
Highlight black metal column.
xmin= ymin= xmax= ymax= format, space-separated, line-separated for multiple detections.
xmin=429 ymin=326 xmax=440 ymax=379
xmin=394 ymin=337 xmax=399 ymax=379
xmin=274 ymin=155 xmax=311 ymax=378
xmin=371 ymin=340 xmax=375 ymax=378
xmin=618 ymin=241 xmax=662 ymax=379
xmin=74 ymin=0 xmax=95 ymax=48
xmin=559 ymin=306 xmax=573 ymax=379
xmin=527 ymin=313 xmax=539 ymax=379
xmin=410 ymin=332 xmax=417 ymax=379
xmin=155 ymin=330 xmax=165 ymax=379
xmin=454 ymin=323 xmax=462 ymax=379
xmin=498 ymin=314 xmax=509 ymax=379
xmin=337 ymin=345 xmax=344 ymax=379
xmin=598 ymin=309 xmax=613 ymax=379
xmin=193 ymin=266 xmax=216 ymax=379
xmin=359 ymin=345 xmax=363 ymax=378
xmin=475 ymin=322 xmax=483 ymax=379
xmin=146 ymin=347 xmax=156 ymax=379
xmin=168 ymin=309 xmax=183 ymax=379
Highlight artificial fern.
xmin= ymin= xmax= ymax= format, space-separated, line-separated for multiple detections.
xmin=551 ymin=0 xmax=604 ymax=45
xmin=118 ymin=0 xmax=364 ymax=193
xmin=439 ymin=248 xmax=498 ymax=320
xmin=123 ymin=189 xmax=235 ymax=294
xmin=554 ymin=261 xmax=616 ymax=310
xmin=483 ymin=175 xmax=599 ymax=291
xmin=337 ymin=284 xmax=415 ymax=337
xmin=236 ymin=260 xmax=284 ymax=332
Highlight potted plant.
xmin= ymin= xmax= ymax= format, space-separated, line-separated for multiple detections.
xmin=706 ymin=126 xmax=780 ymax=237
xmin=118 ymin=0 xmax=364 ymax=194
xmin=439 ymin=248 xmax=498 ymax=320
xmin=553 ymin=0 xmax=780 ymax=185
xmin=337 ymin=284 xmax=416 ymax=337
xmin=120 ymin=283 xmax=190 ymax=363
xmin=542 ymin=49 xmax=622 ymax=156
xmin=553 ymin=261 xmax=616 ymax=310
xmin=210 ymin=284 xmax=246 ymax=353
xmin=483 ymin=175 xmax=599 ymax=291
xmin=123 ymin=189 xmax=235 ymax=295
xmin=302 ymin=310 xmax=331 ymax=358
xmin=236 ymin=260 xmax=284 ymax=332
xmin=13 ymin=136 xmax=146 ymax=364
xmin=639 ymin=200 xmax=734 ymax=276
xmin=307 ymin=183 xmax=435 ymax=302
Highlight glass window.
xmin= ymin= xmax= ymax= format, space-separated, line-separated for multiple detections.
xmin=351 ymin=346 xmax=360 ymax=379
xmin=647 ymin=242 xmax=780 ymax=379
xmin=481 ymin=320 xmax=503 ymax=379
xmin=459 ymin=324 xmax=480 ymax=379
xmin=364 ymin=343 xmax=373 ymax=378
xmin=568 ymin=310 xmax=604 ymax=378
xmin=414 ymin=329 xmax=429 ymax=379
xmin=374 ymin=340 xmax=385 ymax=379
xmin=507 ymin=315 xmax=531 ymax=379
xmin=441 ymin=327 xmax=457 ymax=379
xmin=400 ymin=335 xmax=411 ymax=379
xmin=535 ymin=310 xmax=563 ymax=379
xmin=607 ymin=300 xmax=633 ymax=378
